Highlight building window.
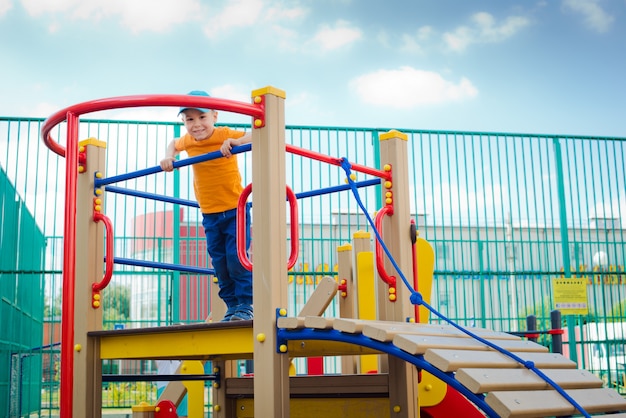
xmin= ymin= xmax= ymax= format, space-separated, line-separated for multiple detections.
xmin=436 ymin=242 xmax=449 ymax=261
xmin=570 ymin=243 xmax=584 ymax=269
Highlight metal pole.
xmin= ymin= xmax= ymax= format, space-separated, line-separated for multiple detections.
xmin=551 ymin=310 xmax=563 ymax=354
xmin=552 ymin=137 xmax=577 ymax=363
xmin=172 ymin=124 xmax=181 ymax=323
xmin=526 ymin=315 xmax=538 ymax=343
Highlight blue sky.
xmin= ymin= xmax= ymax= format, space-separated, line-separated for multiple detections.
xmin=1 ymin=0 xmax=625 ymax=137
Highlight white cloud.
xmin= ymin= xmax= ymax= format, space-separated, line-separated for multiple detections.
xmin=203 ymin=0 xmax=264 ymax=39
xmin=201 ymin=0 xmax=308 ymax=44
xmin=270 ymin=24 xmax=301 ymax=51
xmin=20 ymin=0 xmax=204 ymax=32
xmin=266 ymin=3 xmax=307 ymax=21
xmin=20 ymin=0 xmax=69 ymax=15
xmin=210 ymin=84 xmax=252 ymax=104
xmin=444 ymin=12 xmax=530 ymax=52
xmin=400 ymin=26 xmax=433 ymax=53
xmin=91 ymin=107 xmax=180 ymax=122
xmin=116 ymin=0 xmax=204 ymax=33
xmin=562 ymin=0 xmax=614 ymax=33
xmin=0 ymin=0 xmax=12 ymax=16
xmin=399 ymin=26 xmax=433 ymax=53
xmin=350 ymin=66 xmax=478 ymax=108
xmin=209 ymin=84 xmax=258 ymax=123
xmin=430 ymin=182 xmax=506 ymax=224
xmin=310 ymin=20 xmax=362 ymax=51
xmin=14 ymin=101 xmax=61 ymax=118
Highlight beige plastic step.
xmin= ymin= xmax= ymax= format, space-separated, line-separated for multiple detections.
xmin=424 ymin=349 xmax=577 ymax=372
xmin=456 ymin=368 xmax=603 ymax=393
xmin=485 ymin=387 xmax=626 ymax=418
xmin=393 ymin=334 xmax=548 ymax=355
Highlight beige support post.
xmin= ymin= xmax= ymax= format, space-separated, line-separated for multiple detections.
xmin=337 ymin=243 xmax=355 ymax=319
xmin=337 ymin=242 xmax=356 ymax=374
xmin=250 ymin=86 xmax=290 ymax=417
xmin=208 ymin=278 xmax=231 ymax=418
xmin=211 ymin=359 xmax=228 ymax=417
xmin=378 ymin=130 xmax=419 ymax=417
xmin=211 ymin=359 xmax=238 ymax=418
xmin=209 ymin=277 xmax=226 ymax=322
xmin=75 ymin=138 xmax=106 ymax=418
xmin=297 ymin=276 xmax=338 ymax=317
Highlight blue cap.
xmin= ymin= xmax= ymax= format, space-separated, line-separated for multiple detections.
xmin=178 ymin=90 xmax=211 ymax=116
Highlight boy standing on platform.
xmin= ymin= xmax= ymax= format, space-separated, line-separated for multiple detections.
xmin=160 ymin=90 xmax=253 ymax=321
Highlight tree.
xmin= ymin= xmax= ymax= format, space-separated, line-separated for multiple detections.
xmin=102 ymin=283 xmax=131 ymax=329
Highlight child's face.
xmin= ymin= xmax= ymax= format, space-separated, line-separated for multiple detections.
xmin=182 ymin=109 xmax=217 ymax=140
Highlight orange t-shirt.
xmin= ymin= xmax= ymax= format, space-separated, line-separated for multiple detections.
xmin=174 ymin=127 xmax=246 ymax=214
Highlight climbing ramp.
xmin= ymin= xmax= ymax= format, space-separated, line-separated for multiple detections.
xmin=277 ymin=316 xmax=626 ymax=418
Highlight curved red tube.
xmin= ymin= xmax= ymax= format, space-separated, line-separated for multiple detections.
xmin=237 ymin=184 xmax=300 ymax=271
xmin=92 ymin=211 xmax=114 ymax=292
xmin=42 ymin=94 xmax=265 ymax=157
xmin=374 ymin=205 xmax=396 ymax=288
xmin=286 ymin=186 xmax=300 ymax=270
xmin=237 ymin=184 xmax=254 ymax=271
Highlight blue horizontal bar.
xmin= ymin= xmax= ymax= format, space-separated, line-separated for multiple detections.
xmin=105 ymin=185 xmax=199 ymax=208
xmin=95 ymin=143 xmax=252 ymax=187
xmin=113 ymin=257 xmax=215 ymax=276
xmin=295 ymin=178 xmax=380 ymax=199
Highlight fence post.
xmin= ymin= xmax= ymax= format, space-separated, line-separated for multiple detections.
xmin=172 ymin=124 xmax=181 ymax=323
xmin=526 ymin=315 xmax=538 ymax=343
xmin=552 ymin=137 xmax=578 ymax=363
xmin=551 ymin=310 xmax=563 ymax=354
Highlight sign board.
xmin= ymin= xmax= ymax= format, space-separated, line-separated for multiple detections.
xmin=553 ymin=278 xmax=589 ymax=315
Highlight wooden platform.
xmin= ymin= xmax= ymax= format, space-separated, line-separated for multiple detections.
xmin=89 ymin=320 xmax=254 ymax=360
xmin=88 ymin=317 xmax=626 ymax=417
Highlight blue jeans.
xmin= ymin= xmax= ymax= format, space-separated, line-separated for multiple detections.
xmin=202 ymin=207 xmax=252 ymax=309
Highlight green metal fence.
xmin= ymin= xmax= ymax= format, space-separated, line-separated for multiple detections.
xmin=1 ymin=165 xmax=46 ymax=416
xmin=1 ymin=115 xmax=625 ymax=415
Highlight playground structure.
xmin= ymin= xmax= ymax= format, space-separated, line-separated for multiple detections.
xmin=40 ymin=87 xmax=626 ymax=417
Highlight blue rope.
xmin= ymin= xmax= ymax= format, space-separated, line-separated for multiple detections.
xmin=338 ymin=158 xmax=415 ymax=293
xmin=338 ymin=156 xmax=592 ymax=418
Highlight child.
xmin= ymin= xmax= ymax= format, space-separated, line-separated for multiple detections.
xmin=160 ymin=90 xmax=253 ymax=321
